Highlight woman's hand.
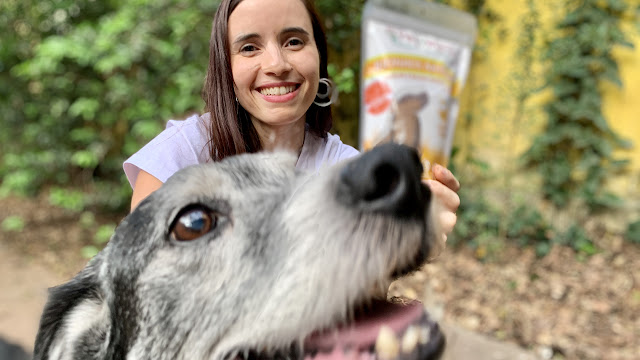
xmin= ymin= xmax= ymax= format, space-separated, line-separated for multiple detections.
xmin=425 ymin=164 xmax=461 ymax=242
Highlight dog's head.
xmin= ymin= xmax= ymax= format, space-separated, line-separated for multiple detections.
xmin=395 ymin=93 xmax=428 ymax=116
xmin=34 ymin=143 xmax=445 ymax=360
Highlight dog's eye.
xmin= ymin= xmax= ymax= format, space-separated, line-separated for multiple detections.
xmin=171 ymin=207 xmax=217 ymax=241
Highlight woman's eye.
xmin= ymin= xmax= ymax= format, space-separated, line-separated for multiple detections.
xmin=171 ymin=207 xmax=217 ymax=241
xmin=286 ymin=38 xmax=304 ymax=48
xmin=240 ymin=44 xmax=257 ymax=53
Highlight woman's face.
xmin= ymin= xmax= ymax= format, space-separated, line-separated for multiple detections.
xmin=228 ymin=0 xmax=320 ymax=129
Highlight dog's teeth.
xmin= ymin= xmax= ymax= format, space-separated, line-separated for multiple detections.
xmin=401 ymin=326 xmax=420 ymax=353
xmin=375 ymin=325 xmax=399 ymax=360
xmin=418 ymin=326 xmax=431 ymax=345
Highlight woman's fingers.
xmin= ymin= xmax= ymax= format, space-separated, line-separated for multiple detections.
xmin=432 ymin=163 xmax=460 ymax=193
xmin=439 ymin=210 xmax=458 ymax=235
xmin=426 ymin=178 xmax=461 ymax=214
xmin=424 ymin=164 xmax=461 ymax=241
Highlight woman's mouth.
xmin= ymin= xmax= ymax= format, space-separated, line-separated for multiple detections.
xmin=259 ymin=85 xmax=298 ymax=96
xmin=257 ymin=84 xmax=301 ymax=102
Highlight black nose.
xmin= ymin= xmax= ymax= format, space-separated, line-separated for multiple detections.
xmin=337 ymin=143 xmax=429 ymax=217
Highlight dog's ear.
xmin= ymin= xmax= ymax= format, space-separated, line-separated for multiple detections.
xmin=33 ymin=254 xmax=109 ymax=360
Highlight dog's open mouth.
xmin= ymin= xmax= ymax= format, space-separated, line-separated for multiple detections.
xmin=230 ymin=300 xmax=443 ymax=360
xmin=303 ymin=300 xmax=443 ymax=360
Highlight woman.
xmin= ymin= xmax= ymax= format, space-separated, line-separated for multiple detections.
xmin=124 ymin=0 xmax=460 ymax=238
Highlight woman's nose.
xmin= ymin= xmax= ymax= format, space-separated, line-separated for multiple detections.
xmin=262 ymin=44 xmax=292 ymax=75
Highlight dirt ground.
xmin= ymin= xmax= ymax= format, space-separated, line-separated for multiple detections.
xmin=0 ymin=195 xmax=638 ymax=359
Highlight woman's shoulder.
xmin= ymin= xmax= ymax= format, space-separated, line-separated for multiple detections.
xmin=324 ymin=132 xmax=360 ymax=159
xmin=165 ymin=113 xmax=210 ymax=132
xmin=297 ymin=131 xmax=360 ymax=172
xmin=123 ymin=113 xmax=212 ymax=187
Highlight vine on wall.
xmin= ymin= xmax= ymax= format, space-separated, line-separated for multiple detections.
xmin=447 ymin=0 xmax=638 ymax=257
xmin=522 ymin=0 xmax=634 ymax=211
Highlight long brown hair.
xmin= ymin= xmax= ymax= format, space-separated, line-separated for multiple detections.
xmin=202 ymin=0 xmax=333 ymax=161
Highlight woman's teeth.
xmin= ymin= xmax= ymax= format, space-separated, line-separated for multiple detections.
xmin=260 ymin=85 xmax=296 ymax=96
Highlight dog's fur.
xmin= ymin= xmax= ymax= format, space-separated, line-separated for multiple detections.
xmin=34 ymin=144 xmax=442 ymax=360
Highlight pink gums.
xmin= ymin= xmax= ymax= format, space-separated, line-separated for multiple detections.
xmin=304 ymin=301 xmax=424 ymax=354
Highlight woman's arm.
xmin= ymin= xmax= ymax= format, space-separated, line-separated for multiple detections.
xmin=131 ymin=170 xmax=164 ymax=211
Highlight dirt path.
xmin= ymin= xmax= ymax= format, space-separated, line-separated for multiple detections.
xmin=0 ymin=242 xmax=74 ymax=351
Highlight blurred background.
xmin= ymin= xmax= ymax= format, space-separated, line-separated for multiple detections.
xmin=1 ymin=0 xmax=639 ymax=359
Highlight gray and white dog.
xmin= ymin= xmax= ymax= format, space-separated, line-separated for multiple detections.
xmin=34 ymin=143 xmax=445 ymax=360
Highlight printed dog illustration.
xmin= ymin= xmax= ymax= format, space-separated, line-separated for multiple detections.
xmin=34 ymin=143 xmax=445 ymax=360
xmin=381 ymin=92 xmax=429 ymax=149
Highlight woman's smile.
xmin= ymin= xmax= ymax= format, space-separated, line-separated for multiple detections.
xmin=256 ymin=83 xmax=301 ymax=102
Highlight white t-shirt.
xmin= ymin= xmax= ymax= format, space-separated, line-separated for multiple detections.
xmin=123 ymin=113 xmax=360 ymax=188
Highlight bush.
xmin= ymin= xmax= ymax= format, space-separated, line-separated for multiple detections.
xmin=1 ymin=0 xmax=219 ymax=211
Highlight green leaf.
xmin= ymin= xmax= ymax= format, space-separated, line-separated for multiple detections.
xmin=94 ymin=224 xmax=116 ymax=245
xmin=1 ymin=215 xmax=25 ymax=232
xmin=626 ymin=220 xmax=640 ymax=244
xmin=81 ymin=245 xmax=100 ymax=259
xmin=0 ymin=170 xmax=39 ymax=195
xmin=71 ymin=150 xmax=100 ymax=169
xmin=49 ymin=187 xmax=85 ymax=212
xmin=69 ymin=98 xmax=100 ymax=121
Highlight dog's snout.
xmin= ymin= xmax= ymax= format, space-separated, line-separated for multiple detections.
xmin=337 ymin=143 xmax=429 ymax=216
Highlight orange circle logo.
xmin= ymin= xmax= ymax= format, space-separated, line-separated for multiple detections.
xmin=364 ymin=81 xmax=391 ymax=115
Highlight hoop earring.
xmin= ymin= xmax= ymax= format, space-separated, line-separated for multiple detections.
xmin=236 ymin=97 xmax=247 ymax=123
xmin=313 ymin=78 xmax=338 ymax=107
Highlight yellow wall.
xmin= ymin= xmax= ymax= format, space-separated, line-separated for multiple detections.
xmin=453 ymin=0 xmax=640 ymax=197
xmin=604 ymin=26 xmax=640 ymax=169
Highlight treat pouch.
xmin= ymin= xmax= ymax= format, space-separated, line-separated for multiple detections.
xmin=359 ymin=0 xmax=477 ymax=178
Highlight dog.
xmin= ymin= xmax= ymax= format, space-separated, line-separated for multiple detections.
xmin=34 ymin=143 xmax=445 ymax=360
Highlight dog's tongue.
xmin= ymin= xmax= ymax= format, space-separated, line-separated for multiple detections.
xmin=304 ymin=300 xmax=424 ymax=359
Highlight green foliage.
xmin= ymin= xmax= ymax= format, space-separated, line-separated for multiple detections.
xmin=328 ymin=63 xmax=357 ymax=95
xmin=94 ymin=223 xmax=116 ymax=244
xmin=317 ymin=0 xmax=366 ymax=146
xmin=555 ymin=223 xmax=598 ymax=255
xmin=81 ymin=223 xmax=116 ymax=259
xmin=450 ymin=184 xmax=601 ymax=258
xmin=81 ymin=246 xmax=101 ymax=259
xmin=448 ymin=187 xmax=502 ymax=260
xmin=1 ymin=215 xmax=25 ymax=233
xmin=449 ymin=149 xmax=598 ymax=258
xmin=49 ymin=187 xmax=86 ymax=212
xmin=506 ymin=205 xmax=553 ymax=253
xmin=449 ymin=188 xmax=500 ymax=247
xmin=627 ymin=220 xmax=640 ymax=244
xmin=521 ymin=0 xmax=634 ymax=212
xmin=1 ymin=0 xmax=219 ymax=212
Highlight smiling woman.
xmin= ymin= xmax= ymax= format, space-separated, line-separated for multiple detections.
xmin=125 ymin=0 xmax=353 ymax=211
xmin=228 ymin=0 xmax=320 ymax=151
xmin=123 ymin=0 xmax=460 ymax=242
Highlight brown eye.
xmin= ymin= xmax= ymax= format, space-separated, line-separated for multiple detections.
xmin=171 ymin=207 xmax=217 ymax=241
